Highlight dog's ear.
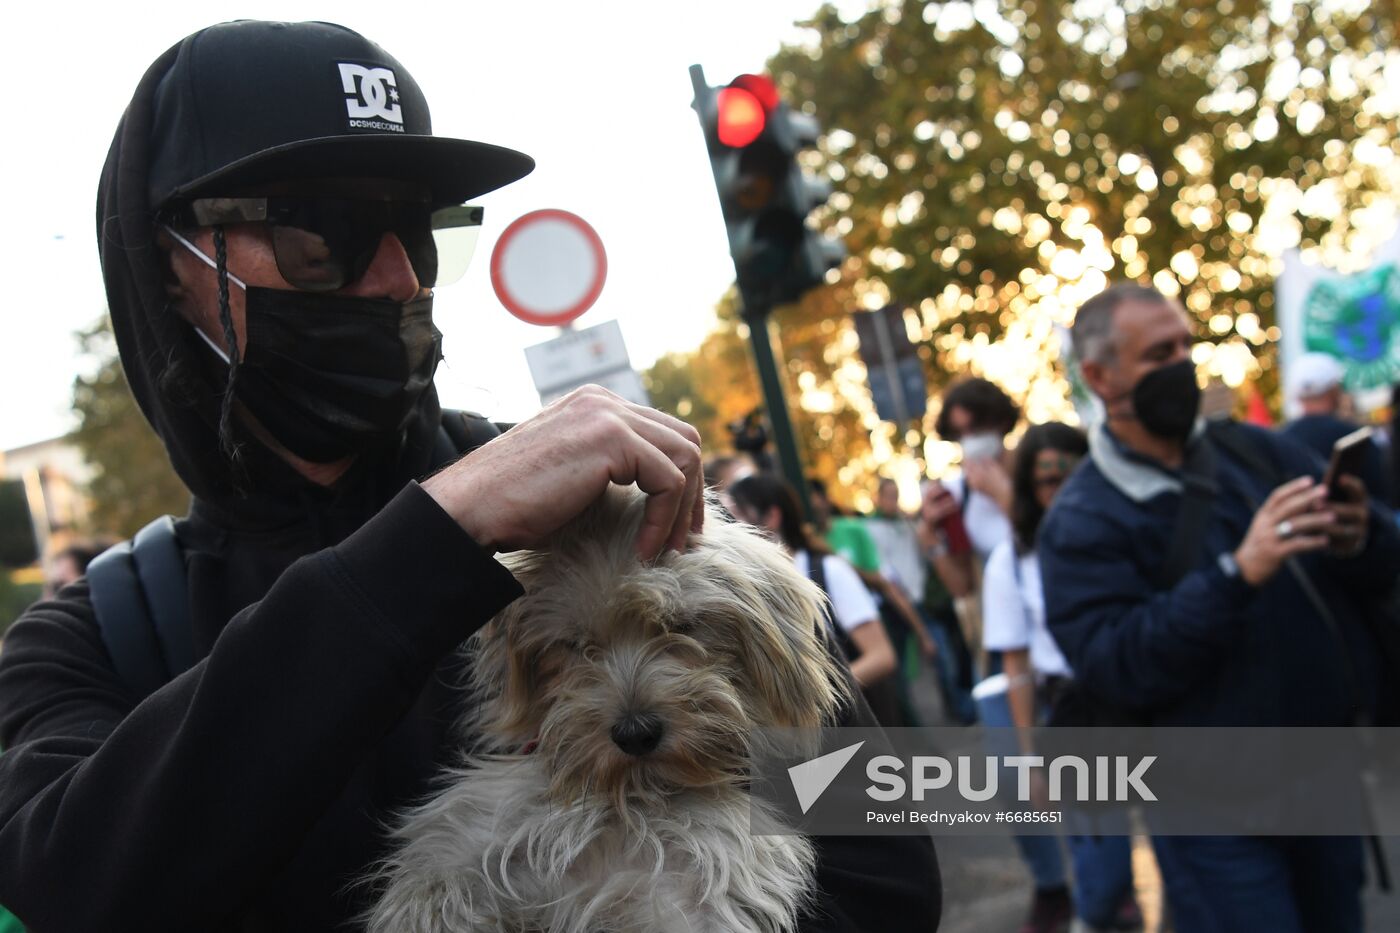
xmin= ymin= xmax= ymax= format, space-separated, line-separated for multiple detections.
xmin=697 ymin=525 xmax=849 ymax=728
xmin=469 ymin=610 xmax=549 ymax=746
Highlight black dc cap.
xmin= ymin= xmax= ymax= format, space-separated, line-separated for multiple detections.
xmin=147 ymin=20 xmax=533 ymax=208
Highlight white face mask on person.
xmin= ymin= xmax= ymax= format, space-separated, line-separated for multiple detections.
xmin=959 ymin=433 xmax=1003 ymax=463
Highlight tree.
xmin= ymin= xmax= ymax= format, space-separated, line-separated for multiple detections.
xmin=656 ymin=2 xmax=1400 ymax=505
xmin=766 ymin=0 xmax=1400 ymax=422
xmin=70 ymin=318 xmax=190 ymax=538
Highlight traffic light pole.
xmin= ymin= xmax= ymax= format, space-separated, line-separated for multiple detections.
xmin=692 ymin=62 xmax=840 ymax=518
xmin=739 ymin=292 xmax=811 ymax=519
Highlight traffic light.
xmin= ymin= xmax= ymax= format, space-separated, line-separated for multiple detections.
xmin=690 ymin=66 xmax=845 ymax=315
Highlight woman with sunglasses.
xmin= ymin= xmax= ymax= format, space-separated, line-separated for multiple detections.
xmin=980 ymin=423 xmax=1142 ymax=933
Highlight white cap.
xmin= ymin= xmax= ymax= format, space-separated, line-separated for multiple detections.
xmin=1288 ymin=352 xmax=1344 ymax=401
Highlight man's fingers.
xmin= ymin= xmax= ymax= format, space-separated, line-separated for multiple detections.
xmin=1322 ymin=499 xmax=1368 ymax=551
xmin=1277 ymin=510 xmax=1336 ymax=538
xmin=575 ymin=383 xmax=704 ymax=449
xmin=1280 ymin=534 xmax=1330 ymax=558
xmin=1336 ymin=474 xmax=1368 ymax=504
xmin=668 ymin=458 xmax=703 ymax=553
xmin=1267 ymin=481 xmax=1328 ymax=522
xmin=690 ymin=480 xmax=707 ymax=535
xmin=622 ymin=447 xmax=688 ymax=561
xmin=1262 ymin=476 xmax=1317 ymax=511
xmin=606 ymin=410 xmax=703 ymax=559
xmin=1328 ymin=501 xmax=1368 ymax=527
xmin=575 ymin=385 xmax=705 ymax=550
xmin=626 ymin=400 xmax=703 ymax=450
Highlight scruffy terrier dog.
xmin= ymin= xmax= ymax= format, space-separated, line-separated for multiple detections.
xmin=367 ymin=486 xmax=849 ymax=933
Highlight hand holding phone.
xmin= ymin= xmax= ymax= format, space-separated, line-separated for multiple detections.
xmin=920 ymin=482 xmax=972 ymax=555
xmin=1323 ymin=426 xmax=1373 ymax=501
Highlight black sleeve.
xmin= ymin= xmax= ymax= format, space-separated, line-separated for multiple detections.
xmin=801 ymin=671 xmax=942 ymax=931
xmin=0 ymin=483 xmax=523 ymax=931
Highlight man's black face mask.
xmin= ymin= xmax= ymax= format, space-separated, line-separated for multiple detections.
xmin=235 ymin=286 xmax=442 ymax=462
xmin=169 ymin=227 xmax=442 ymax=463
xmin=1130 ymin=359 xmax=1201 ymax=442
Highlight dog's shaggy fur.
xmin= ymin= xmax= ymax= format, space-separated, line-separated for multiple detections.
xmin=366 ymin=487 xmax=850 ymax=933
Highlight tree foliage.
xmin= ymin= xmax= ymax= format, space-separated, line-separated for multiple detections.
xmin=650 ymin=0 xmax=1400 ymax=505
xmin=70 ymin=318 xmax=189 ymax=538
xmin=645 ymin=283 xmax=902 ymax=510
xmin=772 ymin=0 xmax=1400 ymax=410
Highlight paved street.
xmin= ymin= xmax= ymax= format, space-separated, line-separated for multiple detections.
xmin=903 ymin=661 xmax=1400 ymax=932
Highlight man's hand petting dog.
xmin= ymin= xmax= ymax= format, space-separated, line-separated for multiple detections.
xmin=423 ymin=385 xmax=705 ymax=560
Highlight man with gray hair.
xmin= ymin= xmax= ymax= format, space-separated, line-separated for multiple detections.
xmin=1039 ymin=282 xmax=1399 ymax=932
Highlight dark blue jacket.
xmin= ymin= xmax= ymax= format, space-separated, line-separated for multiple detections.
xmin=1040 ymin=422 xmax=1400 ymax=726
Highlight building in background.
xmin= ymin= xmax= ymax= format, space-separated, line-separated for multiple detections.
xmin=1 ymin=436 xmax=94 ymax=577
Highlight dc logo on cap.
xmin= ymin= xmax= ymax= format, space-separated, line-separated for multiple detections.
xmin=338 ymin=63 xmax=404 ymax=132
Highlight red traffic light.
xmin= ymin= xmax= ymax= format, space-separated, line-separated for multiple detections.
xmin=716 ymin=87 xmax=765 ymax=147
xmin=716 ymin=74 xmax=780 ymax=148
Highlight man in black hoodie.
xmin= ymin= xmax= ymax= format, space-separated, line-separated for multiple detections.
xmin=0 ymin=20 xmax=940 ymax=932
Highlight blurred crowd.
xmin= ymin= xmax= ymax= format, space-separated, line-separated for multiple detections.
xmin=708 ymin=282 xmax=1400 ymax=933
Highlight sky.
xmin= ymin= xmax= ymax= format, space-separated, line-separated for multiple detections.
xmin=0 ymin=0 xmax=857 ymax=451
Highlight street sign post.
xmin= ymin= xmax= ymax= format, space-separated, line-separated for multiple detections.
xmin=854 ymin=305 xmax=928 ymax=427
xmin=523 ymin=319 xmax=650 ymax=407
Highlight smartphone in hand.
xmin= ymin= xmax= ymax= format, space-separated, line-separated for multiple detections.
xmin=1323 ymin=426 xmax=1374 ymax=500
xmin=934 ymin=488 xmax=973 ymax=555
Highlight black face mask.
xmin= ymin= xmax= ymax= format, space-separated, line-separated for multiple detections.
xmin=1130 ymin=359 xmax=1201 ymax=441
xmin=205 ymin=287 xmax=442 ymax=463
xmin=168 ymin=225 xmax=443 ymax=463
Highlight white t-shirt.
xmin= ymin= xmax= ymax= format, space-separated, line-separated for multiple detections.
xmin=941 ymin=474 xmax=1013 ymax=563
xmin=862 ymin=514 xmax=925 ymax=599
xmin=981 ymin=540 xmax=1072 ymax=678
xmin=794 ymin=551 xmax=880 ymax=635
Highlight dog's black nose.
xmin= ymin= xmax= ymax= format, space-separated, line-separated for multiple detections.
xmin=611 ymin=713 xmax=665 ymax=756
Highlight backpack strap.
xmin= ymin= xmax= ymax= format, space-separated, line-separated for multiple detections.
xmin=1157 ymin=419 xmax=1300 ymax=588
xmin=87 ymin=515 xmax=191 ymax=699
xmin=86 ymin=412 xmax=504 ymax=702
xmin=1205 ymin=419 xmax=1285 ymax=484
xmin=803 ymin=551 xmax=856 ymax=661
xmin=1156 ymin=437 xmax=1219 ymax=588
xmin=84 ymin=413 xmax=504 ymax=703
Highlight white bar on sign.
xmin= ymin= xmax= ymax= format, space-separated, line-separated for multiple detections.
xmin=524 ymin=319 xmax=631 ymax=395
xmin=540 ymin=366 xmax=651 ymax=408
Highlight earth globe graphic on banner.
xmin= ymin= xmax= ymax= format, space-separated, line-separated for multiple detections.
xmin=1302 ymin=262 xmax=1400 ymax=391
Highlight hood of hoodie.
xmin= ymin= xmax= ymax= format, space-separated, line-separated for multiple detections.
xmin=96 ymin=36 xmax=446 ymax=540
